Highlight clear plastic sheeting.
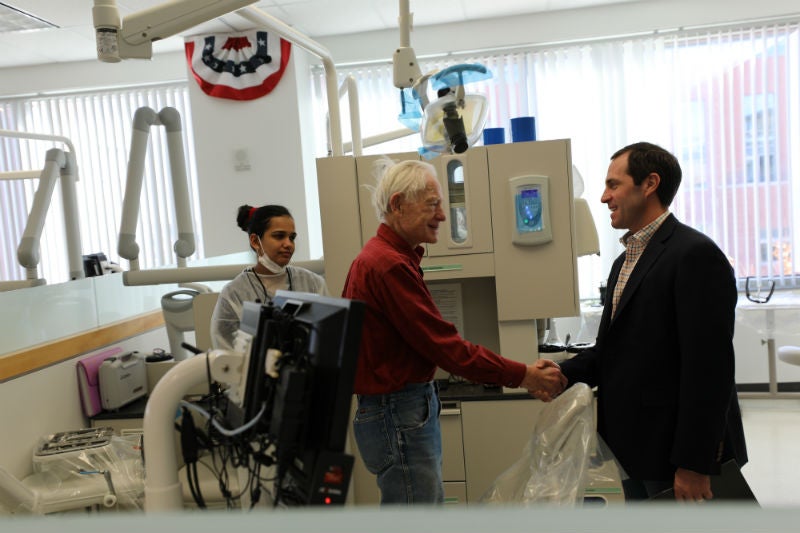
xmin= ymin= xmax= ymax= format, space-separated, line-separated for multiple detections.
xmin=481 ymin=383 xmax=624 ymax=506
xmin=11 ymin=428 xmax=145 ymax=514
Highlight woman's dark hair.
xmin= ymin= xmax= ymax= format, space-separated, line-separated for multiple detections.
xmin=236 ymin=204 xmax=292 ymax=237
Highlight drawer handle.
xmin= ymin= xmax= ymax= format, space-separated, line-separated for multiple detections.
xmin=422 ymin=264 xmax=463 ymax=272
xmin=440 ymin=408 xmax=461 ymax=416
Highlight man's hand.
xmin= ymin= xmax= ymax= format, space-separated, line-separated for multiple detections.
xmin=521 ymin=359 xmax=567 ymax=401
xmin=673 ymin=467 xmax=713 ymax=503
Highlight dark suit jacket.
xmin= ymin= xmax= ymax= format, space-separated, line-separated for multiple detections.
xmin=559 ymin=214 xmax=748 ymax=481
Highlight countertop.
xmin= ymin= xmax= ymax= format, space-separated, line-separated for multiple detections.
xmin=436 ymin=380 xmax=535 ymax=402
xmin=90 ymin=381 xmax=536 ymax=425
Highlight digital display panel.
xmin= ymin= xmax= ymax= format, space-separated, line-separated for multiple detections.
xmin=515 ymin=186 xmax=543 ymax=233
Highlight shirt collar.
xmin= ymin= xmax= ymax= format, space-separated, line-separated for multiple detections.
xmin=378 ymin=223 xmax=425 ymax=261
xmin=620 ymin=210 xmax=670 ymax=248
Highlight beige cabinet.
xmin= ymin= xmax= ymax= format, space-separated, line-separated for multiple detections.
xmin=355 ymin=152 xmax=420 ymax=252
xmin=346 ymin=396 xmax=544 ymax=506
xmin=460 ymin=397 xmax=547 ymax=502
xmin=316 ymin=140 xmax=581 ymax=328
xmin=460 ymin=397 xmax=624 ymax=506
xmin=347 ymin=399 xmax=467 ymax=505
xmin=440 ymin=400 xmax=467 ymax=504
xmin=427 ymin=149 xmax=493 ymax=257
xmin=347 ymin=395 xmax=622 ymax=507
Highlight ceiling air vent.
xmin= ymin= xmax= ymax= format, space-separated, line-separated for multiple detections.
xmin=0 ymin=2 xmax=57 ymax=33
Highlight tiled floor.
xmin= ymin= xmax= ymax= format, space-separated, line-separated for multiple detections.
xmin=738 ymin=397 xmax=800 ymax=507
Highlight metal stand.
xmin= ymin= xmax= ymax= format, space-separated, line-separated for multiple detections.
xmin=738 ymin=306 xmax=800 ymax=399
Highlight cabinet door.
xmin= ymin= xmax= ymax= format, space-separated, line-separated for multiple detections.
xmin=346 ymin=399 xmax=465 ymax=505
xmin=443 ymin=482 xmax=467 ymax=505
xmin=426 ymin=148 xmax=493 ymax=257
xmin=440 ymin=401 xmax=465 ymax=482
xmin=317 ymin=155 xmax=363 ymax=298
xmin=355 ymin=152 xmax=420 ymax=246
xmin=460 ymin=398 xmax=547 ymax=503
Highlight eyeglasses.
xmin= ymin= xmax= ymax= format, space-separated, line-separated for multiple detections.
xmin=745 ymin=276 xmax=775 ymax=304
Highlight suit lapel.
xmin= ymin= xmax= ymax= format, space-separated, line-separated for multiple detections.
xmin=610 ymin=214 xmax=678 ymax=325
xmin=599 ymin=254 xmax=624 ymax=333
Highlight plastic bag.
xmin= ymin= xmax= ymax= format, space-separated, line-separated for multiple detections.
xmin=25 ymin=427 xmax=145 ymax=513
xmin=481 ymin=383 xmax=601 ymax=506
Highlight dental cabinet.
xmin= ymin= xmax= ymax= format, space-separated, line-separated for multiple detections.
xmin=317 ymin=139 xmax=581 ymax=370
xmin=319 ymin=139 xmax=584 ymax=504
xmin=347 ymin=390 xmax=549 ymax=505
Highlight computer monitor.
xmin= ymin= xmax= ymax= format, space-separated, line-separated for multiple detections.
xmin=231 ymin=291 xmax=364 ymax=506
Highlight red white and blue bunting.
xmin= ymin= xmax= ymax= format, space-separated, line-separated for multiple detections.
xmin=185 ymin=30 xmax=291 ymax=101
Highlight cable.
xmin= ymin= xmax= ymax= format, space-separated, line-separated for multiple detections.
xmin=245 ymin=267 xmax=268 ymax=303
xmin=180 ymin=399 xmax=267 ymax=437
xmin=179 ymin=406 xmax=207 ymax=509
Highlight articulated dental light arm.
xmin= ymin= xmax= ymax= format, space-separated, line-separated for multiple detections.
xmin=92 ymin=0 xmax=257 ymax=62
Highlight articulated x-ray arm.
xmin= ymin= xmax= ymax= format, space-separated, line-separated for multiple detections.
xmin=118 ymin=107 xmax=195 ymax=273
xmin=17 ymin=149 xmax=83 ymax=281
xmin=0 ymin=130 xmax=83 ymax=290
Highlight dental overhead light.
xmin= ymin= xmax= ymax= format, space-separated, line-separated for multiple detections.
xmin=91 ymin=0 xmax=257 ymax=62
xmin=392 ymin=1 xmax=490 ymax=157
xmin=413 ymin=65 xmax=491 ymax=156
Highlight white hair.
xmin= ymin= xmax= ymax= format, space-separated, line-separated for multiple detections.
xmin=367 ymin=157 xmax=437 ymax=222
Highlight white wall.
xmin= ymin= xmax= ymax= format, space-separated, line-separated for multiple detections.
xmin=188 ymin=50 xmax=318 ymax=260
xmin=0 ymin=328 xmax=168 ymax=481
xmin=1 ymin=0 xmax=800 ymax=482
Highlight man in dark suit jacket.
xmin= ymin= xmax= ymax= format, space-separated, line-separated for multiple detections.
xmin=558 ymin=142 xmax=748 ymax=502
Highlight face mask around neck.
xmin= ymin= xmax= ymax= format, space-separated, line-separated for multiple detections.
xmin=256 ymin=236 xmax=288 ymax=274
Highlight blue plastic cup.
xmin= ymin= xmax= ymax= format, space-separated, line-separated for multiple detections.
xmin=483 ymin=127 xmax=505 ymax=145
xmin=510 ymin=116 xmax=536 ymax=142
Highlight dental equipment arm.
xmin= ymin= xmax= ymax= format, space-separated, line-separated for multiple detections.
xmin=17 ymin=149 xmax=84 ymax=281
xmin=92 ymin=0 xmax=257 ymax=62
xmin=393 ymin=0 xmax=422 ymax=89
xmin=91 ymin=0 xmax=344 ymax=156
xmin=143 ymin=348 xmax=245 ymax=512
xmin=0 ymin=129 xmax=83 ymax=290
xmin=119 ymin=107 xmax=195 ymax=275
xmin=235 ymin=6 xmax=343 ymax=156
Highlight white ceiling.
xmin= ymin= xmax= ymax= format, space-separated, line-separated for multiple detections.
xmin=0 ymin=0 xmax=638 ymax=69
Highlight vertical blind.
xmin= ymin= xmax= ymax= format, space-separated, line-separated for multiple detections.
xmin=1 ymin=22 xmax=796 ymax=293
xmin=311 ymin=21 xmax=800 ymax=296
xmin=0 ymin=83 xmax=203 ymax=285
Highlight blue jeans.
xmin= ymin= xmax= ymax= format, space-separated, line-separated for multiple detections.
xmin=353 ymin=382 xmax=443 ymax=504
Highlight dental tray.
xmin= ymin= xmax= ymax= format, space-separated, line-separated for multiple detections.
xmin=33 ymin=427 xmax=115 ymax=459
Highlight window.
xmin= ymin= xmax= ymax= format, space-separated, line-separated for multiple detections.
xmin=0 ymin=83 xmax=203 ymax=285
xmin=311 ymin=21 xmax=800 ymax=293
xmin=744 ymin=94 xmax=778 ymax=183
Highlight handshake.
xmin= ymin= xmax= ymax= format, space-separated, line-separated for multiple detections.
xmin=521 ymin=359 xmax=567 ymax=402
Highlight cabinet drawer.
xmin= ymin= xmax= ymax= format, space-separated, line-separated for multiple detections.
xmin=440 ymin=401 xmax=465 ymax=481
xmin=444 ymin=481 xmax=467 ymax=505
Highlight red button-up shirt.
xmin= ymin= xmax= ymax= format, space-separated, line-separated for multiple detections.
xmin=343 ymin=223 xmax=526 ymax=395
